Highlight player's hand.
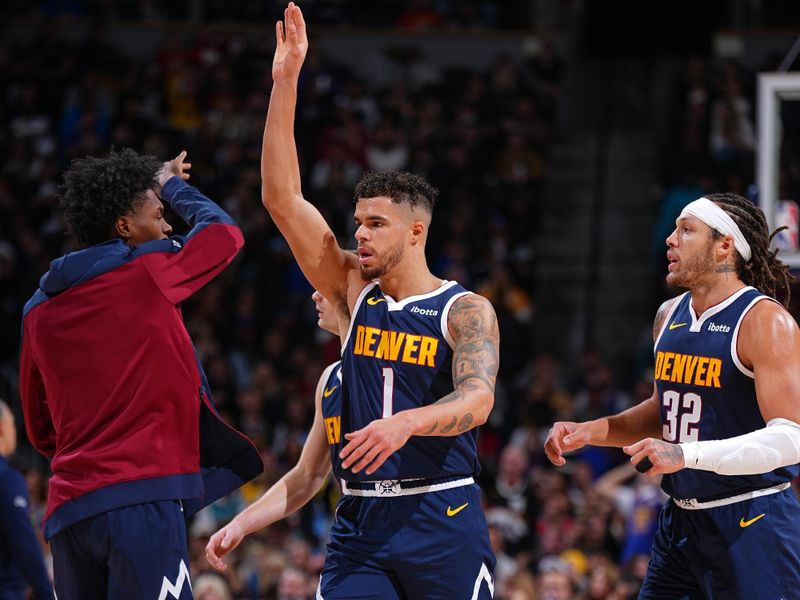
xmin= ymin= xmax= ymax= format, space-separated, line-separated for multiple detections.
xmin=623 ymin=438 xmax=685 ymax=476
xmin=205 ymin=520 xmax=244 ymax=572
xmin=273 ymin=2 xmax=308 ymax=83
xmin=543 ymin=421 xmax=596 ymax=466
xmin=340 ymin=414 xmax=413 ymax=475
xmin=156 ymin=150 xmax=191 ymax=190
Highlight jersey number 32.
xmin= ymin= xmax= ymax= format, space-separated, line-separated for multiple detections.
xmin=662 ymin=390 xmax=701 ymax=443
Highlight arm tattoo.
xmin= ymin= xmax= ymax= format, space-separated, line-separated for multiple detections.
xmin=448 ymin=296 xmax=500 ymax=393
xmin=652 ymin=298 xmax=676 ymax=341
xmin=654 ymin=443 xmax=683 ymax=465
xmin=440 ymin=417 xmax=457 ymax=434
xmin=424 ymin=296 xmax=498 ymax=436
xmin=457 ymin=414 xmax=474 ymax=432
xmin=422 ymin=421 xmax=438 ymax=434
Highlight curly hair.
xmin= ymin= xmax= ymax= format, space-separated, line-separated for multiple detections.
xmin=60 ymin=148 xmax=162 ymax=247
xmin=353 ymin=171 xmax=439 ymax=213
xmin=706 ymin=192 xmax=794 ymax=305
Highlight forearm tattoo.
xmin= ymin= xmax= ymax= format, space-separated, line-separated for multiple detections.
xmin=440 ymin=416 xmax=457 ymax=433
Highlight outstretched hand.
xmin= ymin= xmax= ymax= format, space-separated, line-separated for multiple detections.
xmin=156 ymin=150 xmax=191 ymax=190
xmin=205 ymin=520 xmax=244 ymax=572
xmin=273 ymin=2 xmax=308 ymax=83
xmin=543 ymin=421 xmax=595 ymax=466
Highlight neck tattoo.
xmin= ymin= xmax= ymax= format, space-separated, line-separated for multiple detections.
xmin=717 ymin=264 xmax=736 ymax=273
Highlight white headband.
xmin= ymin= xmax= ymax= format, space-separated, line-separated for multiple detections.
xmin=680 ymin=197 xmax=752 ymax=262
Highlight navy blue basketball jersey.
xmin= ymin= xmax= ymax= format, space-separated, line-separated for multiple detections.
xmin=320 ymin=361 xmax=344 ymax=469
xmin=654 ymin=286 xmax=799 ymax=501
xmin=338 ymin=280 xmax=481 ymax=481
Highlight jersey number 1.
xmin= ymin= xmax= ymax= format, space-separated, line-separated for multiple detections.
xmin=381 ymin=367 xmax=394 ymax=418
xmin=662 ymin=390 xmax=701 ymax=443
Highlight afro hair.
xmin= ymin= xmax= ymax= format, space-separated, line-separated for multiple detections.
xmin=60 ymin=148 xmax=162 ymax=247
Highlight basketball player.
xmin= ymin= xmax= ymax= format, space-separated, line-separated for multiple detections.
xmin=19 ymin=149 xmax=262 ymax=599
xmin=205 ymin=291 xmax=341 ymax=569
xmin=256 ymin=5 xmax=498 ymax=598
xmin=545 ymin=193 xmax=800 ymax=598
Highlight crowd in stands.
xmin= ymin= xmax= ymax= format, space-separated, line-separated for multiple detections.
xmin=6 ymin=0 xmax=526 ymax=30
xmin=2 ymin=9 xmax=798 ymax=600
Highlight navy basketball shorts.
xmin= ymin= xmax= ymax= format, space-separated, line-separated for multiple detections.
xmin=640 ymin=486 xmax=800 ymax=599
xmin=318 ymin=482 xmax=496 ymax=600
xmin=50 ymin=500 xmax=193 ymax=600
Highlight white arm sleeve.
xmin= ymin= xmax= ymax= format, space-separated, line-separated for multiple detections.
xmin=680 ymin=418 xmax=800 ymax=476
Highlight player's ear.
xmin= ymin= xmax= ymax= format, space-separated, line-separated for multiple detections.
xmin=114 ymin=216 xmax=132 ymax=240
xmin=409 ymin=220 xmax=425 ymax=245
xmin=718 ymin=235 xmax=735 ymax=259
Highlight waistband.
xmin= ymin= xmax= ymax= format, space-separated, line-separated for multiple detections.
xmin=341 ymin=476 xmax=474 ymax=497
xmin=672 ymin=482 xmax=790 ymax=510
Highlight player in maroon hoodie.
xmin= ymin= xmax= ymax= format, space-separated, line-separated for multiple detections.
xmin=20 ymin=149 xmax=262 ymax=599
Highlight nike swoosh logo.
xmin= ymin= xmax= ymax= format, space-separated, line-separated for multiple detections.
xmin=669 ymin=322 xmax=687 ymax=330
xmin=367 ymin=297 xmax=386 ymax=305
xmin=739 ymin=513 xmax=765 ymax=528
xmin=323 ymin=386 xmax=338 ymax=397
xmin=446 ymin=502 xmax=469 ymax=517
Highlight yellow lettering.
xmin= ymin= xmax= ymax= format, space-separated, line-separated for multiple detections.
xmin=654 ymin=352 xmax=722 ymax=388
xmin=351 ymin=327 xmax=438 ymax=368
xmin=375 ymin=330 xmax=390 ymax=359
xmin=417 ymin=336 xmax=438 ymax=367
xmin=363 ymin=327 xmax=380 ymax=357
xmin=706 ymin=358 xmax=722 ymax=388
xmin=389 ymin=331 xmax=406 ymax=361
xmin=654 ymin=352 xmax=664 ymax=380
xmin=670 ymin=353 xmax=688 ymax=383
xmin=324 ymin=416 xmax=341 ymax=445
xmin=402 ymin=335 xmax=421 ymax=364
xmin=661 ymin=352 xmax=674 ymax=381
xmin=694 ymin=357 xmax=709 ymax=385
xmin=684 ymin=355 xmax=699 ymax=383
xmin=354 ymin=325 xmax=365 ymax=355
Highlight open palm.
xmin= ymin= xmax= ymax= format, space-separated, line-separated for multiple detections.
xmin=272 ymin=2 xmax=308 ymax=82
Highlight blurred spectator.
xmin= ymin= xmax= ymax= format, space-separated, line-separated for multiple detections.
xmin=0 ymin=400 xmax=55 ymax=599
xmin=537 ymin=555 xmax=575 ymax=600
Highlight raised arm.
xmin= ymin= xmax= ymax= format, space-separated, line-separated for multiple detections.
xmin=339 ymin=294 xmax=499 ymax=475
xmin=205 ymin=362 xmax=334 ymax=571
xmin=137 ymin=152 xmax=245 ymax=305
xmin=262 ymin=3 xmax=358 ymax=305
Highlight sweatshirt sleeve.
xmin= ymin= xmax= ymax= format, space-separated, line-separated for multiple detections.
xmin=138 ymin=176 xmax=245 ymax=305
xmin=19 ymin=329 xmax=56 ymax=458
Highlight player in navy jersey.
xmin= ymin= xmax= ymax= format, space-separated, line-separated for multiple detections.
xmin=545 ymin=193 xmax=800 ymax=598
xmin=205 ymin=291 xmax=343 ymax=571
xmin=256 ymin=5 xmax=498 ymax=598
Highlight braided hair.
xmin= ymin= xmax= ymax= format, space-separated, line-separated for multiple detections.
xmin=706 ymin=192 xmax=793 ymax=306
